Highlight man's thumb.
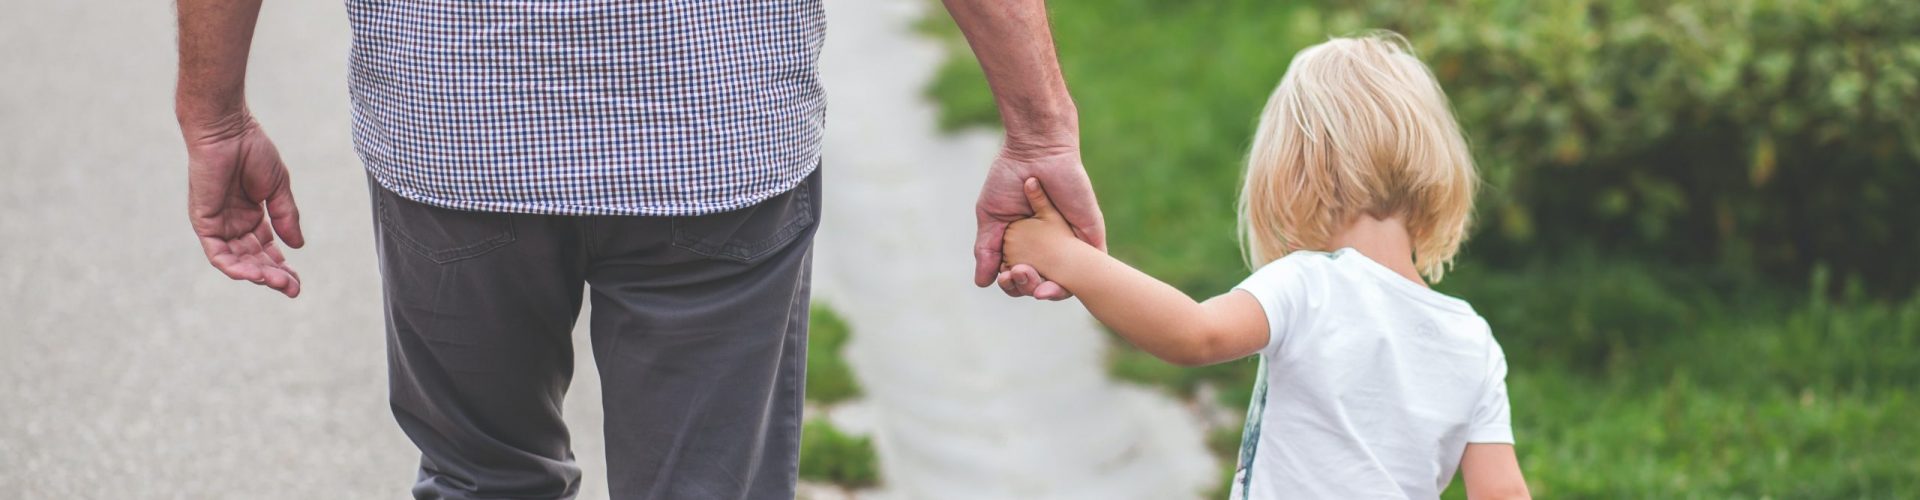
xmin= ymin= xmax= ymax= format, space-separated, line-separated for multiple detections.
xmin=1024 ymin=178 xmax=1060 ymax=218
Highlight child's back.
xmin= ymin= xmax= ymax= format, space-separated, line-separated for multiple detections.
xmin=998 ymin=31 xmax=1530 ymax=499
xmin=1231 ymin=249 xmax=1507 ymax=499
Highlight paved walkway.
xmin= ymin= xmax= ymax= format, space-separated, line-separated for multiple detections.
xmin=811 ymin=1 xmax=1214 ymax=498
xmin=0 ymin=1 xmax=1212 ymax=498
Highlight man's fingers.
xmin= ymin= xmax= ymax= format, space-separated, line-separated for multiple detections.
xmin=266 ymin=175 xmax=304 ymax=249
xmin=973 ymin=218 xmax=1009 ymax=287
xmin=201 ymin=233 xmax=302 ymax=297
xmin=252 ymin=218 xmax=276 ymax=246
xmin=241 ymin=247 xmax=302 ymax=298
xmin=1005 ymin=264 xmax=1069 ymax=300
xmin=1035 ymin=169 xmax=1108 ymax=252
xmin=259 ymin=264 xmax=301 ymax=298
xmin=1070 ymin=224 xmax=1106 ymax=253
xmin=1031 ymin=281 xmax=1072 ymax=301
xmin=996 ymin=271 xmax=1022 ymax=297
xmin=212 ymin=254 xmax=262 ymax=283
xmin=1066 ymin=205 xmax=1107 ymax=252
xmin=262 ymin=240 xmax=287 ymax=264
xmin=999 ymin=265 xmax=1047 ymax=298
xmin=1022 ymin=178 xmax=1060 ymax=219
xmin=200 ymin=238 xmax=262 ymax=282
xmin=1002 ymin=264 xmax=1040 ymax=295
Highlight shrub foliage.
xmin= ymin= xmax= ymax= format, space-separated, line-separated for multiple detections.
xmin=1368 ymin=0 xmax=1920 ymax=292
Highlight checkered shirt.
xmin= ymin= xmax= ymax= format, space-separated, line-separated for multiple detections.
xmin=345 ymin=0 xmax=826 ymax=216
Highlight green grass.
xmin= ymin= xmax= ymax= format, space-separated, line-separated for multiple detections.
xmin=1469 ymin=267 xmax=1920 ymax=497
xmin=798 ymin=420 xmax=882 ymax=488
xmin=1491 ymin=371 xmax=1919 ymax=497
xmin=807 ymin=304 xmax=861 ymax=405
xmin=1116 ymin=261 xmax=1920 ymax=498
xmin=799 ymin=304 xmax=881 ymax=489
xmin=921 ymin=1 xmax=1920 ymax=496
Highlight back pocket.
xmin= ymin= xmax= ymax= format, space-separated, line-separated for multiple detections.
xmin=671 ymin=177 xmax=816 ymax=264
xmin=376 ymin=186 xmax=517 ymax=264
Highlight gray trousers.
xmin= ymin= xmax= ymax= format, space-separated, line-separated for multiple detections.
xmin=367 ymin=169 xmax=819 ymax=500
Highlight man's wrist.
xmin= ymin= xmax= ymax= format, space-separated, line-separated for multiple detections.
xmin=1001 ymin=126 xmax=1080 ymax=164
xmin=175 ymin=104 xmax=252 ymax=144
xmin=1001 ymin=103 xmax=1079 ymax=153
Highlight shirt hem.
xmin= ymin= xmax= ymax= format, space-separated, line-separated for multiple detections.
xmin=363 ymin=159 xmax=821 ymax=217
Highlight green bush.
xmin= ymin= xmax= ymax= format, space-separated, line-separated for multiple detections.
xmin=798 ymin=420 xmax=882 ymax=488
xmin=807 ymin=305 xmax=862 ymax=405
xmin=928 ymin=0 xmax=1920 ymax=295
xmin=1367 ymin=0 xmax=1920 ymax=293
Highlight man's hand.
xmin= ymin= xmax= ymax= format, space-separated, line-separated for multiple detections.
xmin=177 ymin=0 xmax=299 ymax=297
xmin=941 ymin=0 xmax=1103 ymax=300
xmin=184 ymin=114 xmax=304 ymax=298
xmin=973 ymin=144 xmax=1104 ymax=300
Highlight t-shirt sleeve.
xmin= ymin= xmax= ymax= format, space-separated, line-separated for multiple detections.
xmin=1231 ymin=257 xmax=1314 ymax=355
xmin=1467 ymin=341 xmax=1515 ymax=444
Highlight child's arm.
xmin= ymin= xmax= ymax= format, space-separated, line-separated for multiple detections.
xmin=1002 ymin=179 xmax=1270 ymax=366
xmin=1460 ymin=443 xmax=1531 ymax=500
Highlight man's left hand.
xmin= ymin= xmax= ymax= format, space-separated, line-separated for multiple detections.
xmin=973 ymin=144 xmax=1104 ymax=300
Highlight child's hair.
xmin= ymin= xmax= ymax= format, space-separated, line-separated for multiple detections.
xmin=1238 ymin=31 xmax=1477 ymax=282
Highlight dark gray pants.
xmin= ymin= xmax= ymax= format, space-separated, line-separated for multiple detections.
xmin=368 ymin=169 xmax=819 ymax=500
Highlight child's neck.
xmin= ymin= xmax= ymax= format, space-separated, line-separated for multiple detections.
xmin=1328 ymin=214 xmax=1427 ymax=288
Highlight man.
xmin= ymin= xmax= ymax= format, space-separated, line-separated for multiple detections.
xmin=174 ymin=0 xmax=1099 ymax=498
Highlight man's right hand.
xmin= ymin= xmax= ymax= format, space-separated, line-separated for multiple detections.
xmin=183 ymin=113 xmax=304 ymax=298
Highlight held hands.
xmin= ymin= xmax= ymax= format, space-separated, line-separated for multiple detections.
xmin=973 ymin=146 xmax=1105 ymax=300
xmin=999 ymin=178 xmax=1086 ymax=293
xmin=183 ymin=113 xmax=304 ymax=298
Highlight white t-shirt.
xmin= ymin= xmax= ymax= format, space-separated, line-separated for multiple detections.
xmin=1226 ymin=249 xmax=1512 ymax=500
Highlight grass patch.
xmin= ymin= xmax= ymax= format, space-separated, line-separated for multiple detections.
xmin=807 ymin=304 xmax=861 ymax=405
xmin=798 ymin=420 xmax=882 ymax=488
xmin=800 ymin=305 xmax=880 ymax=489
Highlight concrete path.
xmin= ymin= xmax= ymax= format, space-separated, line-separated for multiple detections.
xmin=4 ymin=1 xmax=417 ymax=497
xmin=0 ymin=0 xmax=1213 ymax=498
xmin=811 ymin=0 xmax=1215 ymax=498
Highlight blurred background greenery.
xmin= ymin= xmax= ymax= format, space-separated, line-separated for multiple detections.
xmin=917 ymin=0 xmax=1919 ymax=496
xmin=799 ymin=305 xmax=883 ymax=490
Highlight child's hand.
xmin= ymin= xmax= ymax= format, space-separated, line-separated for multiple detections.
xmin=1003 ymin=178 xmax=1086 ymax=272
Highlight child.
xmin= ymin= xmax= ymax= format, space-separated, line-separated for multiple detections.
xmin=1001 ymin=32 xmax=1530 ymax=499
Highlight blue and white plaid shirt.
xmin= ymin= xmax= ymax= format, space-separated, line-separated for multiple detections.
xmin=345 ymin=0 xmax=825 ymax=216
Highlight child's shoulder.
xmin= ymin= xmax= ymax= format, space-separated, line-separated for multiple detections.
xmin=1246 ymin=248 xmax=1368 ymax=285
xmin=1238 ymin=250 xmax=1348 ymax=304
xmin=1250 ymin=248 xmax=1485 ymax=317
xmin=1252 ymin=249 xmax=1343 ymax=274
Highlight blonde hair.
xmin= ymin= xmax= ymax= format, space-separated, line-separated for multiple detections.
xmin=1238 ymin=31 xmax=1477 ymax=282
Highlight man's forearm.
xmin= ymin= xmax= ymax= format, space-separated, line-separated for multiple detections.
xmin=175 ymin=0 xmax=264 ymax=133
xmin=940 ymin=0 xmax=1078 ymax=150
